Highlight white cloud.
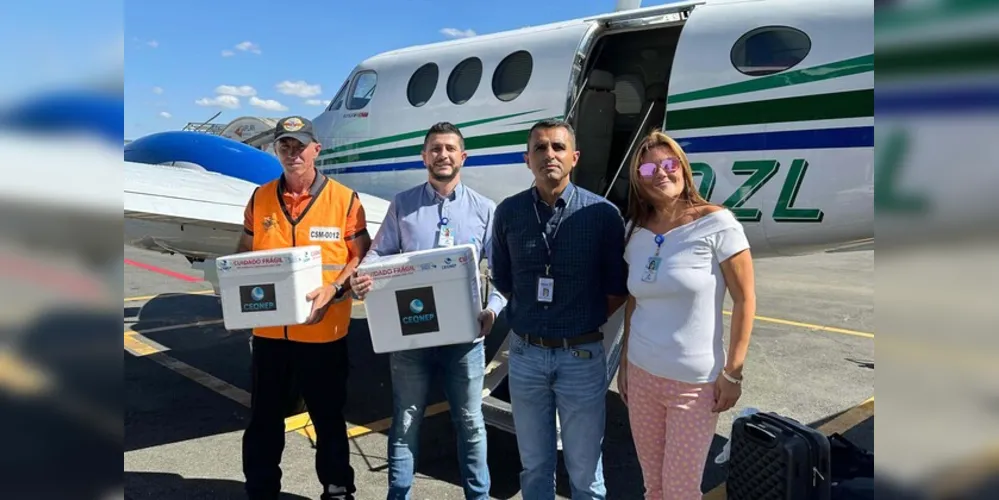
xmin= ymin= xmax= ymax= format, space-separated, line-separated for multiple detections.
xmin=195 ymin=95 xmax=240 ymax=109
xmin=276 ymin=80 xmax=322 ymax=98
xmin=249 ymin=96 xmax=288 ymax=112
xmin=235 ymin=41 xmax=261 ymax=54
xmin=305 ymin=99 xmax=328 ymax=106
xmin=146 ymin=40 xmax=159 ymax=48
xmin=152 ymin=86 xmax=163 ymax=94
xmin=440 ymin=28 xmax=476 ymax=38
xmin=221 ymin=50 xmax=235 ymax=57
xmin=215 ymin=84 xmax=257 ymax=97
xmin=159 ymin=111 xmax=172 ymax=118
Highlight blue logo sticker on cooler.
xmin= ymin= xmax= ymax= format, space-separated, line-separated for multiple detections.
xmin=240 ymin=283 xmax=276 ymax=312
xmin=395 ymin=286 xmax=439 ymax=336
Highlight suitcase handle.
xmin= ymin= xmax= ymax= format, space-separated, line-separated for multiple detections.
xmin=743 ymin=421 xmax=778 ymax=447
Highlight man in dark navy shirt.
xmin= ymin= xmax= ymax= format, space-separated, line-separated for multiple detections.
xmin=490 ymin=119 xmax=628 ymax=499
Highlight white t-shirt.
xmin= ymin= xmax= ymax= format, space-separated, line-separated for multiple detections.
xmin=623 ymin=209 xmax=750 ymax=384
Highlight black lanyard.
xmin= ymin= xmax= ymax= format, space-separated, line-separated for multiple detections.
xmin=532 ymin=187 xmax=576 ymax=276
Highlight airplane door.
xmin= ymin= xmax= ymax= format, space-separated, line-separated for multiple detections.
xmin=664 ymin=0 xmax=874 ymax=256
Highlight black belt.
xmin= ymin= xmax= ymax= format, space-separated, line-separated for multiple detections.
xmin=516 ymin=330 xmax=603 ymax=348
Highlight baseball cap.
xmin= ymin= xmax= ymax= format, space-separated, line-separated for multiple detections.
xmin=273 ymin=115 xmax=316 ymax=145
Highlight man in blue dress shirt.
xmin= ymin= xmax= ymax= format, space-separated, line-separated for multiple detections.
xmin=490 ymin=119 xmax=629 ymax=500
xmin=350 ymin=122 xmax=507 ymax=500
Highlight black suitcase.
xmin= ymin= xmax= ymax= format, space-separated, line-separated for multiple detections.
xmin=727 ymin=411 xmax=832 ymax=500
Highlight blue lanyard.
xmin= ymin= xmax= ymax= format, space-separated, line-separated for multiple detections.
xmin=653 ymin=234 xmax=665 ymax=256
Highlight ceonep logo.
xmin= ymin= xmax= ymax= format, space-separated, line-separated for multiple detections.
xmin=241 ymin=284 xmax=276 ymax=312
xmin=402 ymin=312 xmax=436 ymax=324
xmin=243 ymin=301 xmax=276 ymax=311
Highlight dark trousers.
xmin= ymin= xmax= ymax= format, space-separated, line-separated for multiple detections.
xmin=242 ymin=336 xmax=356 ymax=500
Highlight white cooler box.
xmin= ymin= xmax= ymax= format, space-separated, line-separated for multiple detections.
xmin=215 ymin=246 xmax=324 ymax=330
xmin=357 ymin=244 xmax=482 ymax=353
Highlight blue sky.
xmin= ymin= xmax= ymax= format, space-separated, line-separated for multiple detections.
xmin=124 ymin=0 xmax=648 ymax=140
xmin=0 ymin=2 xmax=122 ymax=102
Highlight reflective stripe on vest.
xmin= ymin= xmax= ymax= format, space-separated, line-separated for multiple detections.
xmin=251 ymin=174 xmax=355 ymax=343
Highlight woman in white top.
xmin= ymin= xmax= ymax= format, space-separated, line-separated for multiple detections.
xmin=618 ymin=130 xmax=756 ymax=500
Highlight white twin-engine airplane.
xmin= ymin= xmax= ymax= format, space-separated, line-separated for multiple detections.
xmin=124 ymin=0 xmax=872 ymax=430
xmin=125 ymin=0 xmax=873 ymax=286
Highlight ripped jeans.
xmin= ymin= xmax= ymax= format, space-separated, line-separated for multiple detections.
xmin=386 ymin=340 xmax=489 ymax=500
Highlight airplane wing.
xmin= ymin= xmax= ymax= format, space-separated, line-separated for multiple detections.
xmin=124 ymin=161 xmax=387 ymax=262
xmin=124 ymin=161 xmax=253 ymax=260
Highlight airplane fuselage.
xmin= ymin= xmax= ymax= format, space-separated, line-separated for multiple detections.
xmin=310 ymin=0 xmax=874 ymax=258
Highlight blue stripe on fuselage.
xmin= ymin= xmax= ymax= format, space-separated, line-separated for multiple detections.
xmin=322 ymin=127 xmax=874 ymax=175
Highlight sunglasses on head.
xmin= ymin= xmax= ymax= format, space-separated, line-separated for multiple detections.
xmin=638 ymin=158 xmax=679 ymax=177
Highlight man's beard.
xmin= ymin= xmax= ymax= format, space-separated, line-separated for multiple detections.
xmin=429 ymin=162 xmax=460 ymax=182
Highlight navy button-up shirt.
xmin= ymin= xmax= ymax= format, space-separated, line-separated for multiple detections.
xmin=490 ymin=182 xmax=628 ymax=339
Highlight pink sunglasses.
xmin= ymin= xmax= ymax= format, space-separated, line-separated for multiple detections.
xmin=638 ymin=158 xmax=679 ymax=177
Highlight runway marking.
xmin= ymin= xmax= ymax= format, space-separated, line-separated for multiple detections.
xmin=125 ymin=289 xmax=215 ymax=302
xmin=723 ymin=310 xmax=874 ymax=339
xmin=124 ymin=329 xmax=251 ymax=406
xmin=124 ymin=328 xmax=386 ymax=442
xmin=701 ymin=395 xmax=874 ymax=500
xmin=124 ymin=258 xmax=202 ymax=283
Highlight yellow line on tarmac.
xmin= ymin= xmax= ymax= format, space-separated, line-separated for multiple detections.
xmin=124 ymin=328 xmax=391 ymax=442
xmin=125 ymin=329 xmax=251 ymax=407
xmin=702 ymin=396 xmax=874 ymax=500
xmin=723 ymin=310 xmax=874 ymax=339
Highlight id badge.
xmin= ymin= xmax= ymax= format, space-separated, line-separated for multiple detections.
xmin=642 ymin=256 xmax=662 ymax=283
xmin=537 ymin=276 xmax=554 ymax=303
xmin=437 ymin=225 xmax=455 ymax=247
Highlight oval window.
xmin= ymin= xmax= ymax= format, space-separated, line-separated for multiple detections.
xmin=447 ymin=57 xmax=483 ymax=105
xmin=492 ymin=51 xmax=533 ymax=102
xmin=730 ymin=26 xmax=811 ymax=77
xmin=407 ymin=63 xmax=439 ymax=107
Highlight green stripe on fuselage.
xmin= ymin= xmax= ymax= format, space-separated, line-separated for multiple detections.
xmin=321 ymin=128 xmax=530 ymax=166
xmin=666 ymin=89 xmax=873 ymax=131
xmin=319 ymin=109 xmax=543 ymax=156
xmin=667 ymin=54 xmax=874 ymax=105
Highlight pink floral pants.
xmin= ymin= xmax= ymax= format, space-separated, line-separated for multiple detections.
xmin=626 ymin=360 xmax=719 ymax=500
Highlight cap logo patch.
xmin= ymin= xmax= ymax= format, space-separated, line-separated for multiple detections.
xmin=282 ymin=117 xmax=304 ymax=131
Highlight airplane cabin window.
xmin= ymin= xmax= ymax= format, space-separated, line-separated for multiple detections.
xmin=327 ymin=80 xmax=347 ymax=111
xmin=408 ymin=63 xmax=439 ymax=107
xmin=346 ymin=71 xmax=377 ymax=110
xmin=492 ymin=50 xmax=533 ymax=102
xmin=731 ymin=26 xmax=811 ymax=77
xmin=447 ymin=57 xmax=483 ymax=105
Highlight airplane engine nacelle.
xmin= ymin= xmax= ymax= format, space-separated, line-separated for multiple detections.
xmin=124 ymin=131 xmax=283 ymax=186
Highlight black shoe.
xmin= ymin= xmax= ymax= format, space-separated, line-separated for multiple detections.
xmin=320 ymin=484 xmax=354 ymax=500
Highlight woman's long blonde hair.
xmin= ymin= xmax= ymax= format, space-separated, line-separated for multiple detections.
xmin=624 ymin=129 xmax=711 ymax=243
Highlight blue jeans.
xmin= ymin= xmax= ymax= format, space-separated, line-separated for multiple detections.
xmin=508 ymin=333 xmax=608 ymax=500
xmin=387 ymin=341 xmax=489 ymax=500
